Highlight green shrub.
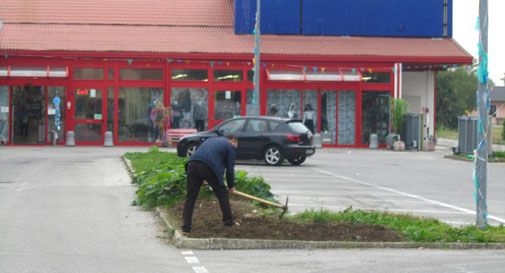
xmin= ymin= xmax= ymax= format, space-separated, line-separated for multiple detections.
xmin=391 ymin=99 xmax=408 ymax=134
xmin=125 ymin=151 xmax=276 ymax=208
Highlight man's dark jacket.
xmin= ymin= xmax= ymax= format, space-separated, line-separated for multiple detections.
xmin=186 ymin=137 xmax=237 ymax=188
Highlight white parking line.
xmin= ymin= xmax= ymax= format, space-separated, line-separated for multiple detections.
xmin=192 ymin=266 xmax=209 ymax=273
xmin=185 ymin=256 xmax=200 ymax=264
xmin=181 ymin=250 xmax=194 ymax=255
xmin=312 ymin=167 xmax=505 ymax=224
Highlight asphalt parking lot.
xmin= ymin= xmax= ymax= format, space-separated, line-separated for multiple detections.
xmin=237 ymin=147 xmax=505 ymax=226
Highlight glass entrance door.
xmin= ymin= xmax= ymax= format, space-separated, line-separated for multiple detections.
xmin=11 ymin=86 xmax=46 ymax=144
xmin=74 ymin=87 xmax=105 ymax=144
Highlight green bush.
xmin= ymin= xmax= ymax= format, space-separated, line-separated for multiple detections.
xmin=124 ymin=150 xmax=276 ymax=208
xmin=391 ymin=99 xmax=408 ymax=135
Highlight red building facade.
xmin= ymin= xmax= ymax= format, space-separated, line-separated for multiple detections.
xmin=0 ymin=0 xmax=472 ymax=147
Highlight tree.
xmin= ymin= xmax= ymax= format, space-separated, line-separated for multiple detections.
xmin=436 ymin=68 xmax=478 ymax=128
xmin=436 ymin=67 xmax=496 ymax=129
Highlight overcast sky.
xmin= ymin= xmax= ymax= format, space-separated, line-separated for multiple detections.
xmin=453 ymin=0 xmax=505 ymax=86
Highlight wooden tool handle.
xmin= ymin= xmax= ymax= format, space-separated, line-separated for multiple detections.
xmin=233 ymin=190 xmax=284 ymax=209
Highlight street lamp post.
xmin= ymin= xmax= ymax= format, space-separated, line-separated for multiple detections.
xmin=253 ymin=0 xmax=261 ymax=114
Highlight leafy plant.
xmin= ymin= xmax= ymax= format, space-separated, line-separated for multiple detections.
xmin=124 ymin=151 xmax=276 ymax=208
xmin=391 ymin=99 xmax=408 ymax=135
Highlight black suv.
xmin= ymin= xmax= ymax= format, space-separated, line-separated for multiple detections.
xmin=176 ymin=116 xmax=316 ymax=166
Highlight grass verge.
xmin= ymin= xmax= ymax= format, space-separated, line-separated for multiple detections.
xmin=293 ymin=208 xmax=505 ymax=243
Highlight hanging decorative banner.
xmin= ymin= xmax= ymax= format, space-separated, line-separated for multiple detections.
xmin=185 ymin=60 xmax=190 ymax=65
xmin=167 ymin=59 xmax=173 ymax=63
xmin=321 ymin=67 xmax=326 ymax=72
xmin=368 ymin=68 xmax=373 ymax=73
xmin=303 ymin=66 xmax=307 ymax=72
xmin=312 ymin=67 xmax=318 ymax=72
xmin=209 ymin=61 xmax=214 ymax=68
xmin=351 ymin=68 xmax=356 ymax=74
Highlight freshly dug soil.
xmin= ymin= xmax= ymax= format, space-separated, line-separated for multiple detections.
xmin=168 ymin=199 xmax=403 ymax=242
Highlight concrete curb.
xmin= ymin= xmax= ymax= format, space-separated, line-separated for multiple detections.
xmin=122 ymin=153 xmax=505 ymax=250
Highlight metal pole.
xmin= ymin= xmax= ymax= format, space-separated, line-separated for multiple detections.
xmin=476 ymin=0 xmax=488 ymax=228
xmin=253 ymin=0 xmax=261 ymax=113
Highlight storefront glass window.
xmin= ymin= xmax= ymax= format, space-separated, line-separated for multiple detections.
xmin=246 ymin=89 xmax=260 ymax=116
xmin=74 ymin=68 xmax=104 ymax=80
xmin=338 ymin=91 xmax=356 ymax=145
xmin=171 ymin=69 xmax=208 ymax=81
xmin=170 ymin=88 xmax=208 ymax=131
xmin=107 ymin=87 xmax=114 ymax=132
xmin=303 ymin=91 xmax=318 ymax=134
xmin=267 ymin=89 xmax=301 ymax=119
xmin=362 ymin=91 xmax=391 ymax=144
xmin=0 ymin=86 xmax=8 ymax=144
xmin=108 ymin=68 xmax=115 ymax=80
xmin=321 ymin=91 xmax=336 ymax=144
xmin=215 ymin=90 xmax=241 ymax=121
xmin=214 ymin=70 xmax=243 ymax=82
xmin=247 ymin=70 xmax=254 ymax=82
xmin=118 ymin=87 xmax=163 ymax=142
xmin=47 ymin=87 xmax=66 ymax=144
xmin=119 ymin=68 xmax=163 ymax=81
xmin=362 ymin=72 xmax=391 ymax=83
xmin=75 ymin=89 xmax=103 ymax=119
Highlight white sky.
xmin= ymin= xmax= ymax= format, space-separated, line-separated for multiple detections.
xmin=453 ymin=0 xmax=505 ymax=86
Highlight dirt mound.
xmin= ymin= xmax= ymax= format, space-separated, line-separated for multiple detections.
xmin=169 ymin=199 xmax=403 ymax=242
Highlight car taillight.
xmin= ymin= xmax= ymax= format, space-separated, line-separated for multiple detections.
xmin=286 ymin=134 xmax=301 ymax=143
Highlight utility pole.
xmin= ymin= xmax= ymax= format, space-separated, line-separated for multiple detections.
xmin=253 ymin=0 xmax=261 ymax=112
xmin=475 ymin=0 xmax=489 ymax=229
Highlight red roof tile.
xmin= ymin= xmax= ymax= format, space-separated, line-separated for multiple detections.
xmin=0 ymin=23 xmax=472 ymax=63
xmin=0 ymin=0 xmax=233 ymax=27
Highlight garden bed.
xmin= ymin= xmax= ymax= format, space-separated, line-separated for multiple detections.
xmin=166 ymin=199 xmax=401 ymax=242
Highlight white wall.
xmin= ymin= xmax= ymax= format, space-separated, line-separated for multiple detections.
xmin=401 ymin=71 xmax=435 ymax=137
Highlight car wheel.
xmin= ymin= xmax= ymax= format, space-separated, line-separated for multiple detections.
xmin=264 ymin=146 xmax=284 ymax=166
xmin=185 ymin=143 xmax=199 ymax=157
xmin=288 ymin=156 xmax=306 ymax=166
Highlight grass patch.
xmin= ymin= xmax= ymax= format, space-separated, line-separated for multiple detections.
xmin=436 ymin=126 xmax=458 ymax=140
xmin=292 ymin=208 xmax=505 ymax=243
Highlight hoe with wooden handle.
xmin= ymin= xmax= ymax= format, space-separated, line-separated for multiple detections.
xmin=233 ymin=190 xmax=289 ymax=219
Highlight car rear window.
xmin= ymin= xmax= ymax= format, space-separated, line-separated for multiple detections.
xmin=268 ymin=121 xmax=281 ymax=131
xmin=287 ymin=122 xmax=309 ymax=133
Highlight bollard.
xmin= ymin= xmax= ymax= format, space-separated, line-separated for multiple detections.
xmin=104 ymin=131 xmax=113 ymax=147
xmin=66 ymin=131 xmax=75 ymax=146
xmin=369 ymin=133 xmax=378 ymax=149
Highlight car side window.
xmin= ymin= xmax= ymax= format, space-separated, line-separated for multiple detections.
xmin=268 ymin=121 xmax=281 ymax=131
xmin=218 ymin=119 xmax=246 ymax=134
xmin=245 ymin=119 xmax=269 ymax=133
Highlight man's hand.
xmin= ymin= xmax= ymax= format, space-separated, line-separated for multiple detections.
xmin=228 ymin=187 xmax=235 ymax=194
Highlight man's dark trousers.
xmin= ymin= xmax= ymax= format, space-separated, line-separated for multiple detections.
xmin=182 ymin=161 xmax=233 ymax=232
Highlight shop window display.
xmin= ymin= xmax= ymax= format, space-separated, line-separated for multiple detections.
xmin=267 ymin=90 xmax=301 ymax=119
xmin=170 ymin=88 xmax=208 ymax=131
xmin=362 ymin=91 xmax=390 ymax=144
xmin=338 ymin=91 xmax=356 ymax=145
xmin=215 ymin=90 xmax=241 ymax=121
xmin=0 ymin=86 xmax=8 ymax=144
xmin=302 ymin=91 xmax=318 ymax=134
xmin=246 ymin=89 xmax=260 ymax=116
xmin=321 ymin=91 xmax=337 ymax=144
xmin=118 ymin=87 xmax=163 ymax=142
xmin=47 ymin=87 xmax=66 ymax=144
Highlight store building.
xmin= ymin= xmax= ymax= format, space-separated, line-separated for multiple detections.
xmin=0 ymin=0 xmax=472 ymax=147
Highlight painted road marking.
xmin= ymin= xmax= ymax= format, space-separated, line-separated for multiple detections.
xmin=185 ymin=256 xmax=200 ymax=264
xmin=312 ymin=167 xmax=505 ymax=225
xmin=181 ymin=250 xmax=194 ymax=255
xmin=192 ymin=266 xmax=209 ymax=273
